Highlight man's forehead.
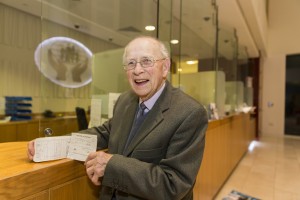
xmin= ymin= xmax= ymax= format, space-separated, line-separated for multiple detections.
xmin=126 ymin=42 xmax=159 ymax=55
xmin=128 ymin=37 xmax=159 ymax=47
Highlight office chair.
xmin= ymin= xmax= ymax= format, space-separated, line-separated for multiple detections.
xmin=75 ymin=107 xmax=88 ymax=131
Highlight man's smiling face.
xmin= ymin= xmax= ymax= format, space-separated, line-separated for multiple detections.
xmin=124 ymin=38 xmax=169 ymax=101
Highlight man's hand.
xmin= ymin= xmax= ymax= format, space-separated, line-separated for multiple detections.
xmin=27 ymin=140 xmax=35 ymax=160
xmin=85 ymin=151 xmax=113 ymax=186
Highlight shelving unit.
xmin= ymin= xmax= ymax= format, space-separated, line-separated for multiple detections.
xmin=5 ymin=96 xmax=32 ymax=121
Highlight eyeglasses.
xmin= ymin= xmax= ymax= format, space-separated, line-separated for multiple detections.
xmin=123 ymin=57 xmax=166 ymax=70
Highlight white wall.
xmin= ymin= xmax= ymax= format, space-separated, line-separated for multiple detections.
xmin=260 ymin=55 xmax=285 ymax=135
xmin=259 ymin=0 xmax=300 ymax=136
xmin=268 ymin=0 xmax=300 ymax=55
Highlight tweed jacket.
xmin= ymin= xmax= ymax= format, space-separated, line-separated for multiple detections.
xmin=83 ymin=81 xmax=208 ymax=200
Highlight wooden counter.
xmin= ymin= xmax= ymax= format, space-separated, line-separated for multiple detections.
xmin=0 ymin=142 xmax=98 ymax=200
xmin=0 ymin=113 xmax=255 ymax=200
xmin=193 ymin=113 xmax=256 ymax=200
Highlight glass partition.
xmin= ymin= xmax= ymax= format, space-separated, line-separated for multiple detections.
xmin=37 ymin=0 xmax=173 ymax=136
xmin=237 ymin=46 xmax=252 ymax=107
xmin=0 ymin=0 xmax=236 ymax=142
xmin=170 ymin=0 xmax=218 ymax=119
xmin=218 ymin=28 xmax=238 ymax=115
xmin=0 ymin=2 xmax=44 ymax=141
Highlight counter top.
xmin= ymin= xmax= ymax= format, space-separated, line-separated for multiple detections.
xmin=0 ymin=142 xmax=87 ymax=199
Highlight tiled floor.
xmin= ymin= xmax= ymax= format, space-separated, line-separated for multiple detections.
xmin=214 ymin=134 xmax=300 ymax=200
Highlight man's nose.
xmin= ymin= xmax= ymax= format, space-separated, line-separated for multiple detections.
xmin=133 ymin=62 xmax=144 ymax=72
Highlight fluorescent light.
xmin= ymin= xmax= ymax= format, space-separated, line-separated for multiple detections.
xmin=186 ymin=60 xmax=198 ymax=65
xmin=145 ymin=26 xmax=155 ymax=31
xmin=170 ymin=39 xmax=179 ymax=44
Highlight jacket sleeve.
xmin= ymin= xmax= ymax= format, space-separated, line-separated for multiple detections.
xmin=101 ymin=106 xmax=208 ymax=200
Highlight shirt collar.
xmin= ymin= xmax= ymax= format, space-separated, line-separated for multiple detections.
xmin=139 ymin=82 xmax=166 ymax=110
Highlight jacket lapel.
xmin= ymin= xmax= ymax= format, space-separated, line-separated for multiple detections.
xmin=123 ymin=81 xmax=172 ymax=156
xmin=116 ymin=99 xmax=138 ymax=154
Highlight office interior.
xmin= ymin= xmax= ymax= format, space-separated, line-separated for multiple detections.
xmin=0 ymin=0 xmax=300 ymax=199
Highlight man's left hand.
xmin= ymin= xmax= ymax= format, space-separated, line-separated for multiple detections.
xmin=85 ymin=151 xmax=113 ymax=185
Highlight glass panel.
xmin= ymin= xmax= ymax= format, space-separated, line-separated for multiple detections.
xmin=0 ymin=0 xmax=220 ymax=141
xmin=38 ymin=0 xmax=172 ymax=136
xmin=0 ymin=2 xmax=43 ymax=141
xmin=237 ymin=46 xmax=252 ymax=107
xmin=171 ymin=0 xmax=218 ymax=119
xmin=218 ymin=28 xmax=238 ymax=115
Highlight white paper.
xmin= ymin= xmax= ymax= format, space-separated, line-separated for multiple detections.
xmin=33 ymin=136 xmax=71 ymax=162
xmin=108 ymin=93 xmax=121 ymax=118
xmin=89 ymin=95 xmax=102 ymax=128
xmin=67 ymin=133 xmax=97 ymax=161
xmin=33 ymin=133 xmax=97 ymax=162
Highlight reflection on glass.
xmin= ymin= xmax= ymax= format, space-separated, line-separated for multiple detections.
xmin=35 ymin=37 xmax=93 ymax=88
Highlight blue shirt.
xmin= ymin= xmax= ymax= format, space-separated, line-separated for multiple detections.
xmin=139 ymin=82 xmax=166 ymax=114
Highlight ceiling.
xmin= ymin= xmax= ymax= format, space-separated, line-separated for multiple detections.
xmin=0 ymin=0 xmax=263 ymax=58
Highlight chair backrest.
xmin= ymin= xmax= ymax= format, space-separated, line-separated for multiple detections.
xmin=75 ymin=107 xmax=88 ymax=131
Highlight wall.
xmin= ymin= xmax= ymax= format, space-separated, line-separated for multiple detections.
xmin=268 ymin=0 xmax=300 ymax=55
xmin=260 ymin=55 xmax=285 ymax=135
xmin=259 ymin=0 xmax=300 ymax=136
xmin=235 ymin=0 xmax=300 ymax=136
xmin=237 ymin=0 xmax=268 ymax=56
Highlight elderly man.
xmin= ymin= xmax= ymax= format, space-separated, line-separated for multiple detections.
xmin=28 ymin=36 xmax=208 ymax=200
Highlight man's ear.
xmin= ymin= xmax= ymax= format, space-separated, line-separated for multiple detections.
xmin=163 ymin=58 xmax=171 ymax=72
xmin=162 ymin=58 xmax=170 ymax=78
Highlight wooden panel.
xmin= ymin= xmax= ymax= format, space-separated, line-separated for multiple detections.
xmin=21 ymin=190 xmax=49 ymax=200
xmin=65 ymin=118 xmax=79 ymax=134
xmin=40 ymin=121 xmax=67 ymax=137
xmin=40 ymin=117 xmax=79 ymax=137
xmin=50 ymin=176 xmax=98 ymax=200
xmin=16 ymin=122 xmax=40 ymax=141
xmin=194 ymin=113 xmax=255 ymax=200
xmin=0 ymin=123 xmax=17 ymax=142
xmin=195 ymin=124 xmax=216 ymax=200
xmin=0 ymin=116 xmax=80 ymax=142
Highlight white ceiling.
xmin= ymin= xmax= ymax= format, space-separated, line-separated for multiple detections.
xmin=217 ymin=0 xmax=260 ymax=58
xmin=0 ymin=0 xmax=270 ymax=58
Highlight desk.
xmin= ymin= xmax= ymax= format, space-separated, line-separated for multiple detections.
xmin=0 ymin=142 xmax=98 ymax=200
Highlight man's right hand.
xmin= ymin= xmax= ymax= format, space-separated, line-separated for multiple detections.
xmin=27 ymin=140 xmax=35 ymax=160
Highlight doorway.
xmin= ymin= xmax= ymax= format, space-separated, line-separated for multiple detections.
xmin=285 ymin=54 xmax=300 ymax=136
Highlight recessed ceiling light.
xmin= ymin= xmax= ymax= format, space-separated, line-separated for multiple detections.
xmin=145 ymin=26 xmax=155 ymax=31
xmin=186 ymin=60 xmax=198 ymax=65
xmin=170 ymin=39 xmax=179 ymax=44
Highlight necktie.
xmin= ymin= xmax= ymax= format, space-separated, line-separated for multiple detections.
xmin=138 ymin=102 xmax=147 ymax=117
xmin=123 ymin=102 xmax=147 ymax=152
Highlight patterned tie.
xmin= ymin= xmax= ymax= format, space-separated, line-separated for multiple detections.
xmin=138 ymin=102 xmax=147 ymax=117
xmin=123 ymin=102 xmax=148 ymax=152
